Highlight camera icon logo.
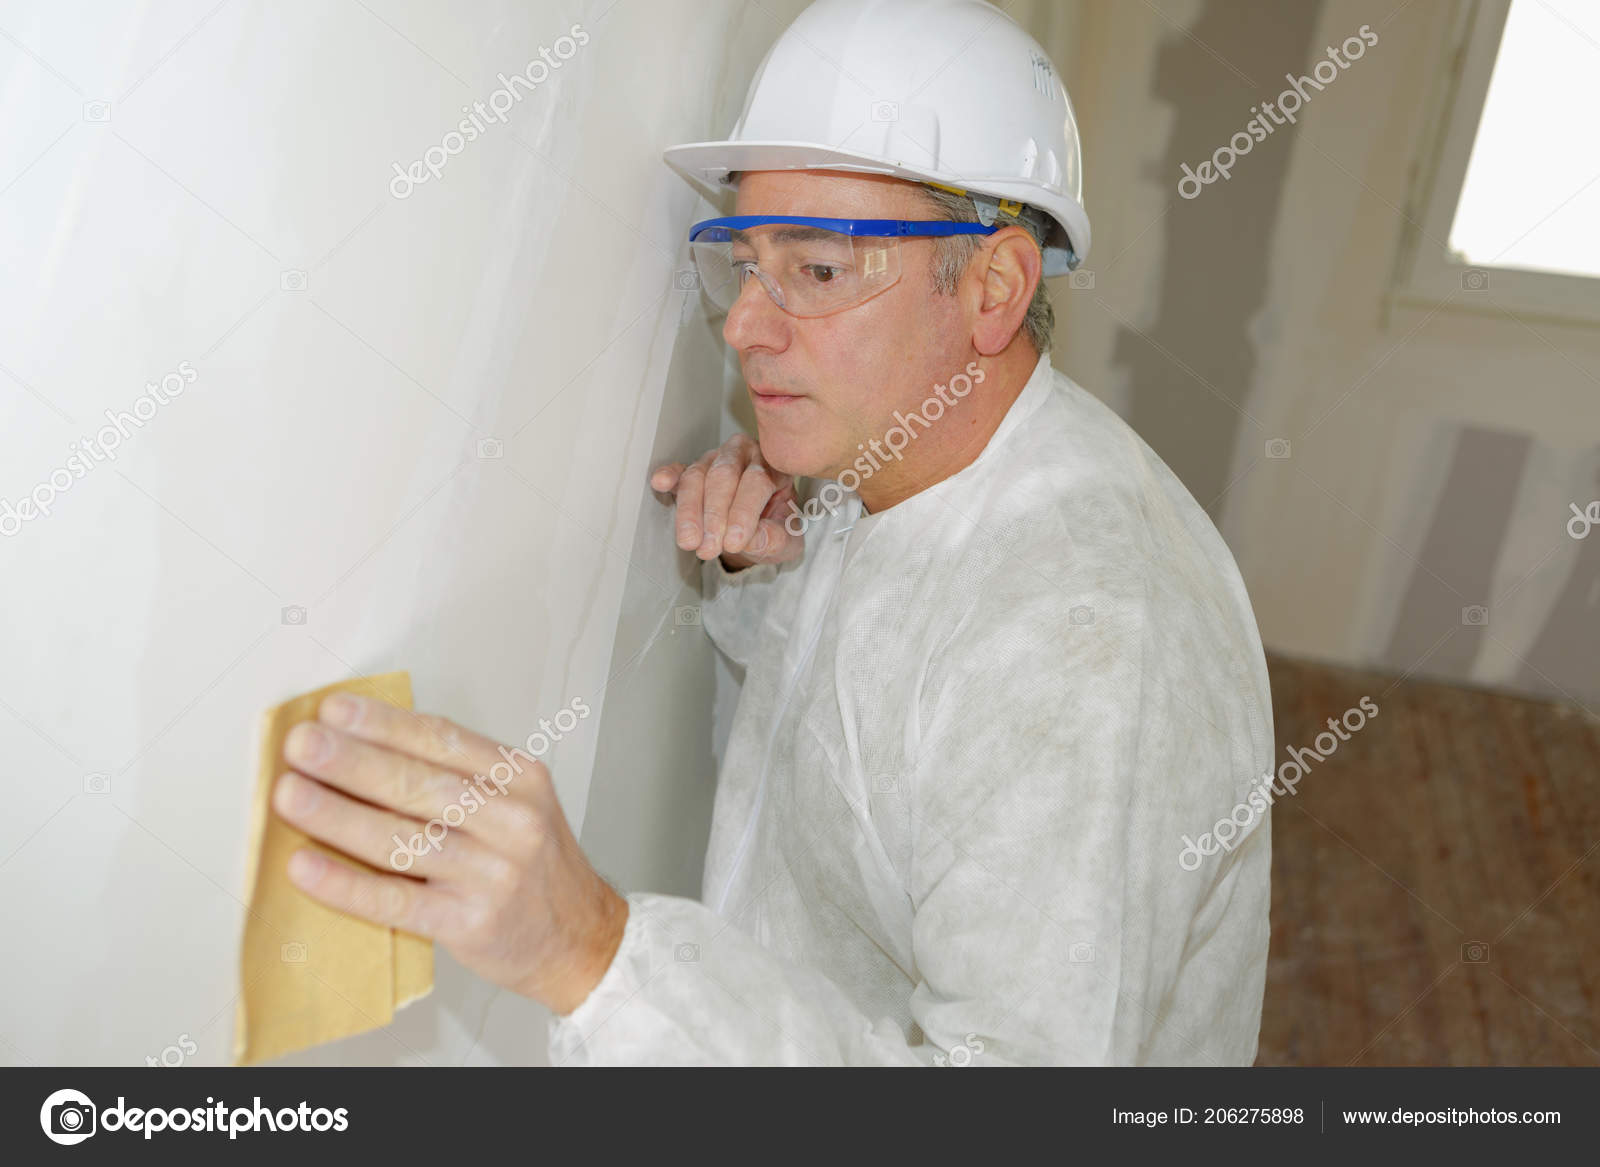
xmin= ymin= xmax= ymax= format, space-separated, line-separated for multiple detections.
xmin=1461 ymin=940 xmax=1490 ymax=963
xmin=83 ymin=772 xmax=110 ymax=794
xmin=1068 ymin=269 xmax=1095 ymax=290
xmin=281 ymin=941 xmax=307 ymax=963
xmin=1070 ymin=942 xmax=1096 ymax=963
xmin=1461 ymin=605 xmax=1489 ymax=627
xmin=674 ymin=605 xmax=701 ymax=627
xmin=870 ymin=100 xmax=899 ymax=122
xmin=673 ymin=269 xmax=700 ymax=291
xmin=1461 ymin=268 xmax=1489 ymax=291
xmin=1068 ymin=605 xmax=1095 ymax=626
xmin=40 ymin=1088 xmax=97 ymax=1145
xmin=477 ymin=437 xmax=504 ymax=460
xmin=872 ymin=774 xmax=898 ymax=794
xmin=674 ymin=943 xmax=699 ymax=962
xmin=1265 ymin=438 xmax=1292 ymax=460
xmin=281 ymin=605 xmax=307 ymax=625
xmin=280 ymin=269 xmax=307 ymax=292
xmin=82 ymin=101 xmax=111 ymax=123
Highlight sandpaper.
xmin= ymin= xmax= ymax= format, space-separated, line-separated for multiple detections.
xmin=232 ymin=670 xmax=433 ymax=1065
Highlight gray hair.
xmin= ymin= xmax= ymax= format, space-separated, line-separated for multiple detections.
xmin=913 ymin=184 xmax=1054 ymax=357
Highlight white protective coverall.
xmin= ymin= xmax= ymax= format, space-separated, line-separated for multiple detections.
xmin=547 ymin=349 xmax=1274 ymax=1065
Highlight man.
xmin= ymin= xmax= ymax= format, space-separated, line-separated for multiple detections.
xmin=564 ymin=0 xmax=1273 ymax=1064
xmin=271 ymin=0 xmax=1272 ymax=1065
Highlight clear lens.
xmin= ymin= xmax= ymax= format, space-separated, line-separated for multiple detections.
xmin=689 ymin=223 xmax=902 ymax=317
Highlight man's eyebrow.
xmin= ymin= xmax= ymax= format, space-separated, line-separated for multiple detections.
xmin=728 ymin=225 xmax=847 ymax=245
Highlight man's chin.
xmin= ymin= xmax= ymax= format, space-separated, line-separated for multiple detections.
xmin=751 ymin=431 xmax=828 ymax=481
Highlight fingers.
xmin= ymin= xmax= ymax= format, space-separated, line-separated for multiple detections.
xmin=723 ymin=458 xmax=789 ymax=554
xmin=650 ymin=462 xmax=684 ymax=492
xmin=315 ymin=694 xmax=521 ymax=780
xmin=744 ymin=518 xmax=787 ymax=558
xmin=285 ymin=846 xmax=457 ymax=940
xmin=761 ymin=478 xmax=803 ymax=555
xmin=725 ymin=476 xmax=806 ymax=566
xmin=656 ymin=435 xmax=803 ymax=562
xmin=273 ymin=770 xmax=491 ymax=880
xmin=672 ymin=452 xmax=712 ymax=553
xmin=284 ymin=719 xmax=487 ymax=825
xmin=696 ymin=443 xmax=750 ymax=559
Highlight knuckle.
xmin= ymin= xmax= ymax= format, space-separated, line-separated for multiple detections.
xmin=481 ymin=852 xmax=522 ymax=892
xmin=393 ymin=762 xmax=438 ymax=804
xmin=415 ymin=712 xmax=456 ymax=747
xmin=459 ymin=898 xmax=496 ymax=944
xmin=434 ymin=883 xmax=494 ymax=936
xmin=377 ymin=879 xmax=412 ymax=924
xmin=499 ymin=801 xmax=548 ymax=854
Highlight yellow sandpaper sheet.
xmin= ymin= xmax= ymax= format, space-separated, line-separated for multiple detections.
xmin=233 ymin=671 xmax=433 ymax=1065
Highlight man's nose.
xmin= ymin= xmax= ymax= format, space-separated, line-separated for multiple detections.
xmin=723 ymin=270 xmax=791 ymax=352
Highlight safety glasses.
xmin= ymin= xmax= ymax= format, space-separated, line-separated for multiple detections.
xmin=687 ymin=215 xmax=1000 ymax=318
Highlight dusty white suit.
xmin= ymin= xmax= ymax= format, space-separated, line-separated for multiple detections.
xmin=548 ymin=350 xmax=1274 ymax=1065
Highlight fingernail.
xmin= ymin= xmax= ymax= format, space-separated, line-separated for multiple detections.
xmin=677 ymin=521 xmax=698 ymax=544
xmin=275 ymin=772 xmax=318 ymax=815
xmin=286 ymin=723 xmax=331 ymax=765
xmin=749 ymin=528 xmax=768 ymax=553
xmin=322 ymin=693 xmax=360 ymax=727
xmin=726 ymin=525 xmax=745 ymax=546
xmin=288 ymin=850 xmax=323 ymax=884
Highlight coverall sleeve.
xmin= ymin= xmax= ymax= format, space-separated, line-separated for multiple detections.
xmin=546 ymin=584 xmax=1233 ymax=1065
xmin=545 ymin=890 xmax=930 ymax=1065
xmin=695 ymin=556 xmax=777 ymax=671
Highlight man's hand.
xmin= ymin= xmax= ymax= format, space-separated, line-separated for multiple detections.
xmin=651 ymin=434 xmax=804 ymax=569
xmin=273 ymin=693 xmax=628 ymax=1016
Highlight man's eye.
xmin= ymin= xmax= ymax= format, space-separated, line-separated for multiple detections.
xmin=801 ymin=264 xmax=844 ymax=284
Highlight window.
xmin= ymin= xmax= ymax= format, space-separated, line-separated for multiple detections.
xmin=1447 ymin=0 xmax=1600 ymax=279
xmin=1393 ymin=0 xmax=1600 ymax=326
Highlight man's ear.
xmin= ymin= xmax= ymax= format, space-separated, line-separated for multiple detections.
xmin=969 ymin=226 xmax=1043 ymax=357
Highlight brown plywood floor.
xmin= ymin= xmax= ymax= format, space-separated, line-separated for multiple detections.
xmin=1256 ymin=653 xmax=1600 ymax=1065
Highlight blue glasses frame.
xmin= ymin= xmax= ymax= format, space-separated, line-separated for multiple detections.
xmin=687 ymin=214 xmax=1002 ymax=242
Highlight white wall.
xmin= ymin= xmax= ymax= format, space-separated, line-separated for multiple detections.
xmin=0 ymin=0 xmax=777 ymax=1067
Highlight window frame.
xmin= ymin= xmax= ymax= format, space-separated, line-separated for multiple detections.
xmin=1390 ymin=0 xmax=1600 ymax=329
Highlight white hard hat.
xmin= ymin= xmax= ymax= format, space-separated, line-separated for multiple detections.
xmin=663 ymin=0 xmax=1090 ymax=274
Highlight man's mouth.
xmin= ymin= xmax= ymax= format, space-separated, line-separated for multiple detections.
xmin=749 ymin=384 xmax=805 ymax=406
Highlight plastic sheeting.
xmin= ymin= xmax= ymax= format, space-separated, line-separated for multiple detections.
xmin=0 ymin=0 xmax=784 ymax=1066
